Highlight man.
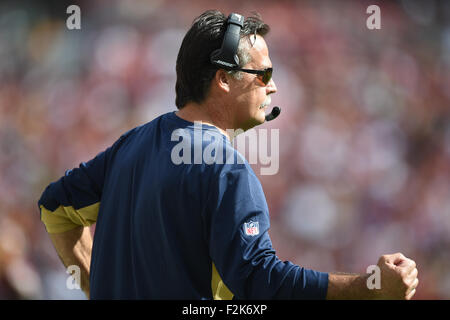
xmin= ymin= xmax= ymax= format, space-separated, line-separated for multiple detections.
xmin=38 ymin=10 xmax=418 ymax=299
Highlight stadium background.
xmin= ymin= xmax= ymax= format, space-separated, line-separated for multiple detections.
xmin=0 ymin=0 xmax=449 ymax=299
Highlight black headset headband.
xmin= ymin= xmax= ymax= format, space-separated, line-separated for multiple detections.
xmin=210 ymin=13 xmax=244 ymax=70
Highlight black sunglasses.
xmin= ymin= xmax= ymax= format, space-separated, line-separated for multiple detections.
xmin=235 ymin=67 xmax=273 ymax=85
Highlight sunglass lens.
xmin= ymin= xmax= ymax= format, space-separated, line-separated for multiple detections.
xmin=263 ymin=69 xmax=272 ymax=85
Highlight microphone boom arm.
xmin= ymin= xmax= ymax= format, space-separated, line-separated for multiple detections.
xmin=265 ymin=106 xmax=281 ymax=121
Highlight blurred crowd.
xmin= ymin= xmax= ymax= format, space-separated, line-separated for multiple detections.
xmin=0 ymin=0 xmax=449 ymax=299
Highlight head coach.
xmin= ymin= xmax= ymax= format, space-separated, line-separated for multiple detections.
xmin=38 ymin=10 xmax=418 ymax=299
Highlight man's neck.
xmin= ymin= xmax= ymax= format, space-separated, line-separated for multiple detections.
xmin=175 ymin=101 xmax=233 ymax=141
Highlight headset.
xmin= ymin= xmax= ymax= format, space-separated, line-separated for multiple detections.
xmin=210 ymin=13 xmax=244 ymax=69
xmin=210 ymin=13 xmax=281 ymax=122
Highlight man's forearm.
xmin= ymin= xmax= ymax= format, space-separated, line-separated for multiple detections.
xmin=326 ymin=273 xmax=377 ymax=300
xmin=49 ymin=226 xmax=93 ymax=299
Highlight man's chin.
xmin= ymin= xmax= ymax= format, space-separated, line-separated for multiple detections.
xmin=240 ymin=115 xmax=265 ymax=131
xmin=258 ymin=107 xmax=268 ymax=123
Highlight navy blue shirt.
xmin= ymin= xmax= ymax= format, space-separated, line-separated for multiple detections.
xmin=38 ymin=111 xmax=329 ymax=299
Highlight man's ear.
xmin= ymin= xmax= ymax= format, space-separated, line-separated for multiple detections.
xmin=214 ymin=69 xmax=231 ymax=93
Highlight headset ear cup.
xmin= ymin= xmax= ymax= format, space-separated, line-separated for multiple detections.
xmin=210 ymin=13 xmax=244 ymax=69
xmin=210 ymin=48 xmax=239 ymax=69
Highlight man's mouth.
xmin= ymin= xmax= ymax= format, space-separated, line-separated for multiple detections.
xmin=259 ymin=97 xmax=271 ymax=110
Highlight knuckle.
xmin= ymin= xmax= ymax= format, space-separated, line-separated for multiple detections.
xmin=406 ymin=259 xmax=415 ymax=269
xmin=402 ymin=280 xmax=408 ymax=288
xmin=407 ymin=288 xmax=416 ymax=300
xmin=401 ymin=277 xmax=410 ymax=288
xmin=398 ymin=269 xmax=407 ymax=278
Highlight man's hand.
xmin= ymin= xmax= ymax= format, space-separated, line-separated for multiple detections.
xmin=326 ymin=252 xmax=419 ymax=300
xmin=376 ymin=253 xmax=419 ymax=300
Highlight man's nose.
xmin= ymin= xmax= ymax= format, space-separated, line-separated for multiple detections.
xmin=266 ymin=78 xmax=277 ymax=94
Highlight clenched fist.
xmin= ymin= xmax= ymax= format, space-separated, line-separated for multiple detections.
xmin=375 ymin=252 xmax=419 ymax=300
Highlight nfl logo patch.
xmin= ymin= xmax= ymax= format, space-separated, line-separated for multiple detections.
xmin=243 ymin=220 xmax=259 ymax=236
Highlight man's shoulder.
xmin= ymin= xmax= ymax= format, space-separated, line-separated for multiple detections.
xmin=115 ymin=112 xmax=174 ymax=141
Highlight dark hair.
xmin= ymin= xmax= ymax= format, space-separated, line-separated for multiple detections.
xmin=175 ymin=10 xmax=270 ymax=109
